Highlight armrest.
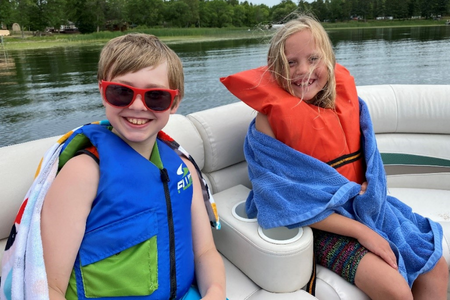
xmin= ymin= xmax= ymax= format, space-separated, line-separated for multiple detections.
xmin=212 ymin=185 xmax=314 ymax=293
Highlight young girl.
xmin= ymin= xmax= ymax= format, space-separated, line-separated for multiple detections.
xmin=1 ymin=34 xmax=226 ymax=300
xmin=221 ymin=15 xmax=447 ymax=300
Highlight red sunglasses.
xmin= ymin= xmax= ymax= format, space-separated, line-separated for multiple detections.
xmin=100 ymin=80 xmax=179 ymax=112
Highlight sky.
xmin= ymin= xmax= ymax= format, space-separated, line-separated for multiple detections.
xmin=246 ymin=0 xmax=313 ymax=8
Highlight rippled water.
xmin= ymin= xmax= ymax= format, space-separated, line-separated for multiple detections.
xmin=0 ymin=26 xmax=449 ymax=146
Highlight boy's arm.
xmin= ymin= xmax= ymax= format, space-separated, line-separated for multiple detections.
xmin=184 ymin=158 xmax=226 ymax=300
xmin=311 ymin=213 xmax=398 ymax=270
xmin=41 ymin=154 xmax=99 ymax=300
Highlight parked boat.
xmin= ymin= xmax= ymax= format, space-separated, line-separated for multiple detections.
xmin=1 ymin=84 xmax=450 ymax=299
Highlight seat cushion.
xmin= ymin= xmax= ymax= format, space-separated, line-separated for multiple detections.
xmin=387 ymin=188 xmax=450 ymax=222
xmin=315 ymin=266 xmax=369 ymax=300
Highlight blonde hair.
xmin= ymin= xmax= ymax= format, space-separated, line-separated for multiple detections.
xmin=97 ymin=33 xmax=184 ymax=107
xmin=267 ymin=14 xmax=336 ymax=108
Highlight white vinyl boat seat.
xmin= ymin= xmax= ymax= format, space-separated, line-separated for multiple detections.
xmin=1 ymin=84 xmax=450 ymax=299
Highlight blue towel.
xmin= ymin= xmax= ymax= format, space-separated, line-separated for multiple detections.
xmin=244 ymin=98 xmax=443 ymax=286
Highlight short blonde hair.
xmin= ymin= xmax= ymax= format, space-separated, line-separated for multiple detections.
xmin=97 ymin=33 xmax=184 ymax=107
xmin=267 ymin=14 xmax=336 ymax=108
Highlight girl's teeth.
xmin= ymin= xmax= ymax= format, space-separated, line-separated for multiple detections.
xmin=296 ymin=79 xmax=314 ymax=87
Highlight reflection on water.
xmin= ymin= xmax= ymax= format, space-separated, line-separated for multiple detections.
xmin=0 ymin=26 xmax=449 ymax=146
xmin=330 ymin=26 xmax=450 ymax=86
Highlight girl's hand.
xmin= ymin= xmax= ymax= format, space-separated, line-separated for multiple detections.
xmin=359 ymin=181 xmax=368 ymax=195
xmin=311 ymin=214 xmax=398 ymax=270
xmin=358 ymin=227 xmax=398 ymax=270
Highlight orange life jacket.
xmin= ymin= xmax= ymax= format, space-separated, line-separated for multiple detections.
xmin=221 ymin=63 xmax=365 ymax=184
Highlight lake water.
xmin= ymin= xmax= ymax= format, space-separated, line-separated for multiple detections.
xmin=1 ymin=26 xmax=449 ymax=147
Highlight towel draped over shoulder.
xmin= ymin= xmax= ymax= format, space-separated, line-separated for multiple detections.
xmin=244 ymin=99 xmax=443 ymax=286
xmin=0 ymin=121 xmax=220 ymax=300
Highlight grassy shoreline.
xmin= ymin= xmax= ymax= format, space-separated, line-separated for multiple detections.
xmin=1 ymin=19 xmax=448 ymax=51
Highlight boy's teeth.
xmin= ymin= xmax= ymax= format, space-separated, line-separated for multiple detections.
xmin=127 ymin=118 xmax=148 ymax=125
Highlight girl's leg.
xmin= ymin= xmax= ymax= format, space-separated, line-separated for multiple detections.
xmin=411 ymin=256 xmax=448 ymax=300
xmin=355 ymin=252 xmax=413 ymax=300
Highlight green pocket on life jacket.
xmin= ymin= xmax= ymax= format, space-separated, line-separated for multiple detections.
xmin=81 ymin=237 xmax=158 ymax=297
xmin=67 ymin=209 xmax=159 ymax=298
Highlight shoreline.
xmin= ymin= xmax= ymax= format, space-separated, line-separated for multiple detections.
xmin=2 ymin=32 xmax=268 ymax=51
xmin=1 ymin=21 xmax=448 ymax=51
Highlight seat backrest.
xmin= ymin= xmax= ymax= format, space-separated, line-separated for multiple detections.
xmin=357 ymin=84 xmax=450 ymax=135
xmin=0 ymin=137 xmax=57 ymax=240
xmin=0 ymin=136 xmax=57 ymax=269
xmin=358 ymin=84 xmax=450 ymax=190
xmin=187 ymin=102 xmax=255 ymax=194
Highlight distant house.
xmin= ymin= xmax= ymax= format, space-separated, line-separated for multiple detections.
xmin=60 ymin=22 xmax=79 ymax=34
xmin=271 ymin=24 xmax=284 ymax=30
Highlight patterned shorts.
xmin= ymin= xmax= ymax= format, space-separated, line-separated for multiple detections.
xmin=313 ymin=229 xmax=369 ymax=284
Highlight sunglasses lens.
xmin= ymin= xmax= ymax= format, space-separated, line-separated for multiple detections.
xmin=145 ymin=90 xmax=173 ymax=111
xmin=105 ymin=85 xmax=134 ymax=107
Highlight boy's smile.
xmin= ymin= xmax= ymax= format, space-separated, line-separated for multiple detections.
xmin=126 ymin=118 xmax=150 ymax=125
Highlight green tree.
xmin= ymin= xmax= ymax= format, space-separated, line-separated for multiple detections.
xmin=434 ymin=0 xmax=449 ymax=16
xmin=239 ymin=2 xmax=258 ymax=26
xmin=125 ymin=0 xmax=164 ymax=27
xmin=0 ymin=0 xmax=13 ymax=28
xmin=329 ymin=0 xmax=345 ymax=21
xmin=373 ymin=0 xmax=385 ymax=18
xmin=203 ymin=0 xmax=233 ymax=27
xmin=385 ymin=0 xmax=408 ymax=18
xmin=27 ymin=0 xmax=47 ymax=30
xmin=10 ymin=0 xmax=33 ymax=33
xmin=252 ymin=4 xmax=270 ymax=25
xmin=270 ymin=0 xmax=298 ymax=23
xmin=65 ymin=0 xmax=98 ymax=33
xmin=226 ymin=0 xmax=238 ymax=6
xmin=103 ymin=0 xmax=127 ymax=31
xmin=297 ymin=0 xmax=311 ymax=12
xmin=45 ymin=0 xmax=67 ymax=29
xmin=350 ymin=0 xmax=371 ymax=20
xmin=232 ymin=4 xmax=246 ymax=26
xmin=311 ymin=0 xmax=327 ymax=21
xmin=199 ymin=0 xmax=214 ymax=27
xmin=164 ymin=0 xmax=191 ymax=27
xmin=182 ymin=0 xmax=200 ymax=26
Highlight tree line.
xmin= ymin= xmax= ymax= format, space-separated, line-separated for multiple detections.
xmin=0 ymin=0 xmax=449 ymax=33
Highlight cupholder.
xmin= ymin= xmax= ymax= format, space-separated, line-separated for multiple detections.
xmin=232 ymin=201 xmax=257 ymax=222
xmin=258 ymin=226 xmax=303 ymax=245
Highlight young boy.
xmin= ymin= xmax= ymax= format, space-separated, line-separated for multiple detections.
xmin=1 ymin=33 xmax=226 ymax=300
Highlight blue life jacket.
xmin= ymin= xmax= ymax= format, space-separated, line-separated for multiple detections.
xmin=61 ymin=124 xmax=194 ymax=300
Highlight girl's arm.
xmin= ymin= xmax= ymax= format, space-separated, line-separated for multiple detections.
xmin=255 ymin=113 xmax=397 ymax=270
xmin=184 ymin=158 xmax=226 ymax=300
xmin=41 ymin=155 xmax=99 ymax=300
xmin=255 ymin=113 xmax=275 ymax=138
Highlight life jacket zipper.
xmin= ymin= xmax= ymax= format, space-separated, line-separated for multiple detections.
xmin=160 ymin=168 xmax=177 ymax=299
